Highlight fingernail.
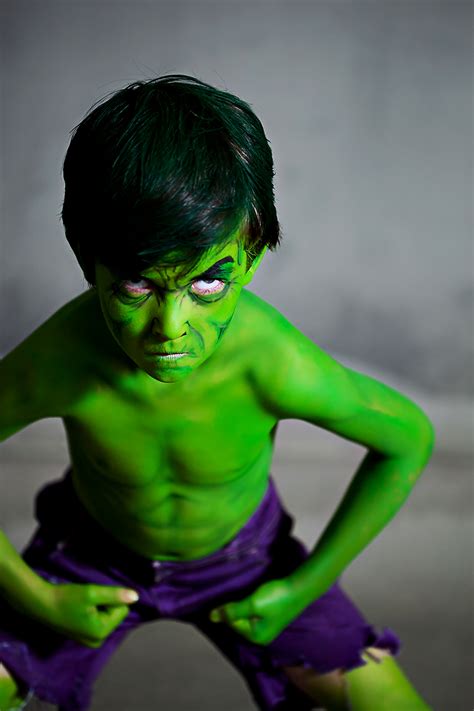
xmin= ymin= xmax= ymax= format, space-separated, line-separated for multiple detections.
xmin=125 ymin=591 xmax=139 ymax=603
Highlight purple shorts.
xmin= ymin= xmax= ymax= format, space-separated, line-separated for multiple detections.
xmin=0 ymin=471 xmax=400 ymax=711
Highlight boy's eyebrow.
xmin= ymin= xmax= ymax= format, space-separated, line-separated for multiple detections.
xmin=195 ymin=256 xmax=235 ymax=277
xmin=133 ymin=255 xmax=236 ymax=289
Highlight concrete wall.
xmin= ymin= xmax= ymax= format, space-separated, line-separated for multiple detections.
xmin=1 ymin=0 xmax=472 ymax=395
xmin=0 ymin=5 xmax=472 ymax=707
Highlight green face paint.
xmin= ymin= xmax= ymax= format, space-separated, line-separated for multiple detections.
xmin=94 ymin=235 xmax=259 ymax=384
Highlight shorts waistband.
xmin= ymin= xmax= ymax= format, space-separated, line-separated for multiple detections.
xmin=34 ymin=469 xmax=287 ymax=575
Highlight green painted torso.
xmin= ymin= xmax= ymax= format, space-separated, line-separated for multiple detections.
xmin=59 ymin=289 xmax=278 ymax=560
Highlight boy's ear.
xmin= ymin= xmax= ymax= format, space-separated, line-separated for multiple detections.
xmin=241 ymin=246 xmax=267 ymax=285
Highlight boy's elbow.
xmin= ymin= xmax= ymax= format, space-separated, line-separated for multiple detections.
xmin=410 ymin=411 xmax=436 ymax=464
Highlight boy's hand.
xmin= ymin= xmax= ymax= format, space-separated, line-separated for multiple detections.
xmin=39 ymin=582 xmax=139 ymax=648
xmin=209 ymin=578 xmax=306 ymax=646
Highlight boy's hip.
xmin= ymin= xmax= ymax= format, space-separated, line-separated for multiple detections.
xmin=24 ymin=468 xmax=301 ymax=590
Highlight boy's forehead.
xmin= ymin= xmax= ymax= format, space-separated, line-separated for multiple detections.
xmin=141 ymin=239 xmax=244 ymax=284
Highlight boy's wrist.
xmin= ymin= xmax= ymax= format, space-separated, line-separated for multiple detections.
xmin=286 ymin=567 xmax=332 ymax=609
xmin=285 ymin=546 xmax=346 ymax=608
xmin=4 ymin=571 xmax=53 ymax=620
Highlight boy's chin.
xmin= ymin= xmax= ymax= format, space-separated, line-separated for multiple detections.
xmin=139 ymin=361 xmax=195 ymax=384
xmin=150 ymin=370 xmax=191 ymax=384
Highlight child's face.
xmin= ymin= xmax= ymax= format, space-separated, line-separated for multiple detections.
xmin=95 ymin=237 xmax=260 ymax=383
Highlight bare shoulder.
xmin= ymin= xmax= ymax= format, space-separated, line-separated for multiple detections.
xmin=234 ymin=291 xmax=434 ymax=456
xmin=233 ymin=289 xmax=351 ymax=420
xmin=0 ymin=290 xmax=108 ymax=437
xmin=234 ymin=288 xmax=316 ymax=361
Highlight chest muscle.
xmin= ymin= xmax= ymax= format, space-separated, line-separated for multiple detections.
xmin=65 ymin=380 xmax=276 ymax=487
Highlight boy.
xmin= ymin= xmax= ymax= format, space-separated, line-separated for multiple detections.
xmin=0 ymin=75 xmax=434 ymax=710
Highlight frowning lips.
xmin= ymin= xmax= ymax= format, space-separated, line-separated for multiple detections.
xmin=145 ymin=349 xmax=191 ymax=359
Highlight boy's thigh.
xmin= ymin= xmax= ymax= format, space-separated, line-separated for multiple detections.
xmin=0 ymin=535 xmax=141 ymax=709
xmin=0 ymin=670 xmax=55 ymax=711
xmin=0 ymin=599 xmax=135 ymax=711
xmin=282 ymin=647 xmax=391 ymax=709
xmin=191 ymin=577 xmax=400 ymax=710
xmin=0 ymin=662 xmax=28 ymax=710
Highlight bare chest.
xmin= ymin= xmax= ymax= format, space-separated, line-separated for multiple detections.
xmin=65 ymin=376 xmax=277 ymax=488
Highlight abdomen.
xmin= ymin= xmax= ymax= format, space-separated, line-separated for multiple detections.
xmin=70 ymin=439 xmax=272 ymax=560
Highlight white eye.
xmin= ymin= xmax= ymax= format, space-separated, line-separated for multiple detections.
xmin=121 ymin=278 xmax=151 ymax=295
xmin=191 ymin=279 xmax=226 ymax=296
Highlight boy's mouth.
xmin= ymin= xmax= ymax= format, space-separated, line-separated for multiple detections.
xmin=148 ymin=351 xmax=189 ymax=360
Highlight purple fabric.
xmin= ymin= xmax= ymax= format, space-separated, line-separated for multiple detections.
xmin=0 ymin=471 xmax=401 ymax=710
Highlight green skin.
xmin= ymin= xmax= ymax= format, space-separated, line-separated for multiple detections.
xmin=0 ymin=234 xmax=434 ymax=657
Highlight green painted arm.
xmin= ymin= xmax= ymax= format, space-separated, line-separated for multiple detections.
xmin=0 ymin=529 xmax=139 ymax=646
xmin=253 ymin=313 xmax=436 ymax=605
xmin=287 ymin=444 xmax=433 ymax=605
xmin=0 ymin=529 xmax=52 ymax=616
xmin=209 ymin=407 xmax=434 ymax=645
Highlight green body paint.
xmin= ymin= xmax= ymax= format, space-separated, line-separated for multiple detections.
xmin=106 ymin=313 xmax=134 ymax=345
xmin=0 ymin=231 xmax=434 ymax=678
xmin=0 ymin=75 xmax=435 ymax=708
xmin=94 ymin=237 xmax=251 ymax=385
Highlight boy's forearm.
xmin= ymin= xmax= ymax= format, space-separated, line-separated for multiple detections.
xmin=0 ymin=528 xmax=51 ymax=616
xmin=287 ymin=444 xmax=433 ymax=605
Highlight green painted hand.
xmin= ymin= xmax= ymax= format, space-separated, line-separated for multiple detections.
xmin=209 ymin=578 xmax=305 ymax=646
xmin=40 ymin=582 xmax=140 ymax=648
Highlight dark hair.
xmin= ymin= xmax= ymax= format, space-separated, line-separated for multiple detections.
xmin=61 ymin=74 xmax=281 ymax=285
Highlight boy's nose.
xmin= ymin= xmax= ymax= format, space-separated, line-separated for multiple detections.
xmin=151 ymin=295 xmax=188 ymax=342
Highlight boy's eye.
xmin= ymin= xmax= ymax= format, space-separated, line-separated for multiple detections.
xmin=120 ymin=278 xmax=151 ymax=296
xmin=190 ymin=279 xmax=226 ymax=297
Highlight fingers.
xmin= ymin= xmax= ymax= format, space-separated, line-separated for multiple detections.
xmin=77 ymin=636 xmax=103 ymax=648
xmin=87 ymin=585 xmax=139 ymax=606
xmin=99 ymin=603 xmax=131 ymax=630
xmin=85 ymin=602 xmax=131 ymax=646
xmin=210 ymin=598 xmax=255 ymax=624
xmin=228 ymin=619 xmax=255 ymax=638
xmin=209 ymin=597 xmax=267 ymax=644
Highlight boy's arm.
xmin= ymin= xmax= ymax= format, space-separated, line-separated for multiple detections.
xmin=0 ymin=340 xmax=56 ymax=443
xmin=0 ymin=301 xmax=88 ymax=442
xmin=252 ymin=310 xmax=435 ymax=606
xmin=0 ymin=527 xmax=138 ymax=647
xmin=0 ymin=324 xmax=138 ymax=646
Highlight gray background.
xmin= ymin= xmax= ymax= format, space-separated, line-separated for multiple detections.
xmin=0 ymin=1 xmax=472 ymax=710
xmin=1 ymin=0 xmax=472 ymax=397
